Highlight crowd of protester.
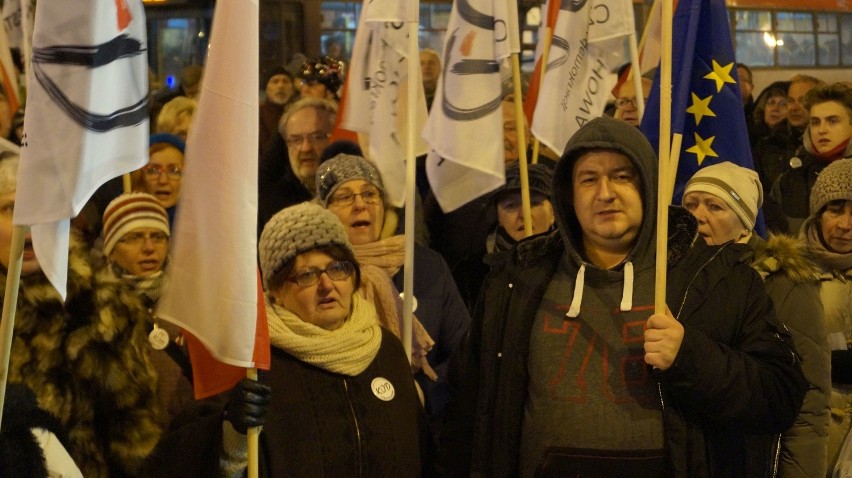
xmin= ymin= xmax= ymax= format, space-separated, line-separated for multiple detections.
xmin=0 ymin=47 xmax=850 ymax=478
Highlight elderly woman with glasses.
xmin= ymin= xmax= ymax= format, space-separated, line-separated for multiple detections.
xmin=132 ymin=133 xmax=185 ymax=225
xmin=258 ymin=202 xmax=425 ymax=477
xmin=316 ymin=154 xmax=470 ymax=465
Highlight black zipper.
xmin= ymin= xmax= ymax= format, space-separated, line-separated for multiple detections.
xmin=343 ymin=378 xmax=363 ymax=477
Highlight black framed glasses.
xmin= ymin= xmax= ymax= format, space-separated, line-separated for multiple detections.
xmin=143 ymin=164 xmax=182 ymax=179
xmin=329 ymin=187 xmax=383 ymax=207
xmin=287 ymin=261 xmax=355 ymax=287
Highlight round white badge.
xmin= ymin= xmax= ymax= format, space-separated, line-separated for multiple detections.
xmin=149 ymin=326 xmax=170 ymax=351
xmin=789 ymin=157 xmax=802 ymax=169
xmin=398 ymin=292 xmax=418 ymax=312
xmin=371 ymin=377 xmax=395 ymax=401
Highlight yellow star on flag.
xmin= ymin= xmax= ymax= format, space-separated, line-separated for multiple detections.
xmin=686 ymin=133 xmax=718 ymax=165
xmin=686 ymin=93 xmax=716 ymax=125
xmin=703 ymin=60 xmax=736 ymax=92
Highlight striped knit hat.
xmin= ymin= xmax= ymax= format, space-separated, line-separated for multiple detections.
xmin=684 ymin=162 xmax=764 ymax=230
xmin=103 ymin=193 xmax=170 ymax=256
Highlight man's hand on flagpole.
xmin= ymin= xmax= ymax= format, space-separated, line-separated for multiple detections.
xmin=224 ymin=378 xmax=271 ymax=435
xmin=644 ymin=307 xmax=684 ymax=371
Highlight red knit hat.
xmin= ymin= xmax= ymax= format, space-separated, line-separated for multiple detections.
xmin=102 ymin=193 xmax=170 ymax=256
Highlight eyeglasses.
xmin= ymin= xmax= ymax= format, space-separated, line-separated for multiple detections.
xmin=143 ymin=164 xmax=182 ymax=179
xmin=284 ymin=132 xmax=330 ymax=148
xmin=329 ymin=187 xmax=383 ymax=207
xmin=766 ymin=98 xmax=788 ymax=108
xmin=287 ymin=261 xmax=355 ymax=287
xmin=615 ymin=97 xmax=647 ymax=108
xmin=118 ymin=231 xmax=169 ymax=246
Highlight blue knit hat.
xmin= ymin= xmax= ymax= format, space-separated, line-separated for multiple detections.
xmin=150 ymin=133 xmax=186 ymax=153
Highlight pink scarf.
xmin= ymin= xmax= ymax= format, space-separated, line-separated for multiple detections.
xmin=353 ymin=236 xmax=437 ymax=380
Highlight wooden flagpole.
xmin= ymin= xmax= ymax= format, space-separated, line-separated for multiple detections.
xmin=511 ymin=53 xmax=533 ymax=238
xmin=0 ymin=226 xmax=27 ymax=431
xmin=401 ymin=0 xmax=420 ymax=357
xmin=654 ymin=0 xmax=674 ymax=315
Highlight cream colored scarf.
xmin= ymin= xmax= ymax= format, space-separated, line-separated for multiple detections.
xmin=353 ymin=236 xmax=437 ymax=380
xmin=267 ymin=292 xmax=382 ymax=376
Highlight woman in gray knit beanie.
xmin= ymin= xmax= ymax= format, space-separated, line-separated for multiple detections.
xmin=257 ymin=202 xmax=426 ymax=476
xmin=801 ymin=158 xmax=852 ymax=473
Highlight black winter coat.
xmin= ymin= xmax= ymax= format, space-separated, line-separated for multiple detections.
xmin=259 ymin=328 xmax=426 ymax=477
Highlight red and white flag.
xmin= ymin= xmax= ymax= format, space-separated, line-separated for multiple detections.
xmin=155 ymin=0 xmax=270 ymax=399
xmin=339 ymin=0 xmax=427 ymax=208
xmin=422 ymin=0 xmax=520 ymax=213
xmin=523 ymin=0 xmax=561 ymax=123
xmin=14 ymin=0 xmax=149 ymax=299
xmin=530 ymin=0 xmax=634 ymax=154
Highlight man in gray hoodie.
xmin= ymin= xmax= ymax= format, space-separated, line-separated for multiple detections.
xmin=440 ymin=116 xmax=807 ymax=478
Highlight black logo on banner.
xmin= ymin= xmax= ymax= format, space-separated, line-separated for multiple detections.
xmin=31 ymin=33 xmax=148 ymax=132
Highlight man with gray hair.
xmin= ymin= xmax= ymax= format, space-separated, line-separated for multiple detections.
xmin=258 ymin=97 xmax=337 ymax=235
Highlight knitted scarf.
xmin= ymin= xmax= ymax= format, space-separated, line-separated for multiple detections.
xmin=803 ymin=216 xmax=852 ymax=272
xmin=267 ymin=292 xmax=382 ymax=376
xmin=352 ymin=235 xmax=437 ymax=380
xmin=107 ymin=261 xmax=169 ymax=308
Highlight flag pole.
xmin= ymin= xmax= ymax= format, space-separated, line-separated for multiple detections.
xmin=511 ymin=52 xmax=532 ymax=238
xmin=0 ymin=226 xmax=27 ymax=431
xmin=246 ymin=367 xmax=259 ymax=478
xmin=401 ymin=1 xmax=419 ymax=357
xmin=654 ymin=0 xmax=674 ymax=315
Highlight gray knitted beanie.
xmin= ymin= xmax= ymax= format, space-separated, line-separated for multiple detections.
xmin=316 ymin=154 xmax=384 ymax=207
xmin=259 ymin=202 xmax=353 ymax=288
xmin=810 ymin=158 xmax=852 ymax=215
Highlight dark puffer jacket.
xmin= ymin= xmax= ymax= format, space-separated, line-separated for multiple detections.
xmin=440 ymin=116 xmax=807 ymax=478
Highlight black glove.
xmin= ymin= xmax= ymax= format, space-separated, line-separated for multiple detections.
xmin=224 ymin=378 xmax=271 ymax=434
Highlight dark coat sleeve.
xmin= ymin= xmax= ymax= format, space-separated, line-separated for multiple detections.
xmin=661 ymin=261 xmax=808 ymax=435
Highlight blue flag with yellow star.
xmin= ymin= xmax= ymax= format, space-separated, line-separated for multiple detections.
xmin=640 ymin=0 xmax=760 ymax=226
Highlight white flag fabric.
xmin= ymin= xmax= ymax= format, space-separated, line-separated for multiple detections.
xmin=14 ymin=0 xmax=149 ymax=299
xmin=339 ymin=0 xmax=427 ymax=207
xmin=530 ymin=0 xmax=634 ymax=154
xmin=156 ymin=0 xmax=262 ymax=367
xmin=422 ymin=0 xmax=521 ymax=213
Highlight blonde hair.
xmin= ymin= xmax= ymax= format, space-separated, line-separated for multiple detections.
xmin=0 ymin=152 xmax=18 ymax=195
xmin=155 ymin=96 xmax=197 ymax=135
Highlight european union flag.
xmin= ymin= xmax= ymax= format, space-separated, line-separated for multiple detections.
xmin=640 ymin=0 xmax=759 ymax=217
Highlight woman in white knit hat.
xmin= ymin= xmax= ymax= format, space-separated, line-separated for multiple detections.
xmin=799 ymin=158 xmax=852 ymax=474
xmin=258 ymin=201 xmax=425 ymax=477
xmin=683 ymin=161 xmax=830 ymax=478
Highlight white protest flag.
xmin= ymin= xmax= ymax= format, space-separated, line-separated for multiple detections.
xmin=14 ymin=0 xmax=149 ymax=298
xmin=156 ymin=0 xmax=270 ymax=393
xmin=422 ymin=0 xmax=520 ymax=213
xmin=530 ymin=0 xmax=634 ymax=154
xmin=339 ymin=0 xmax=427 ymax=207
